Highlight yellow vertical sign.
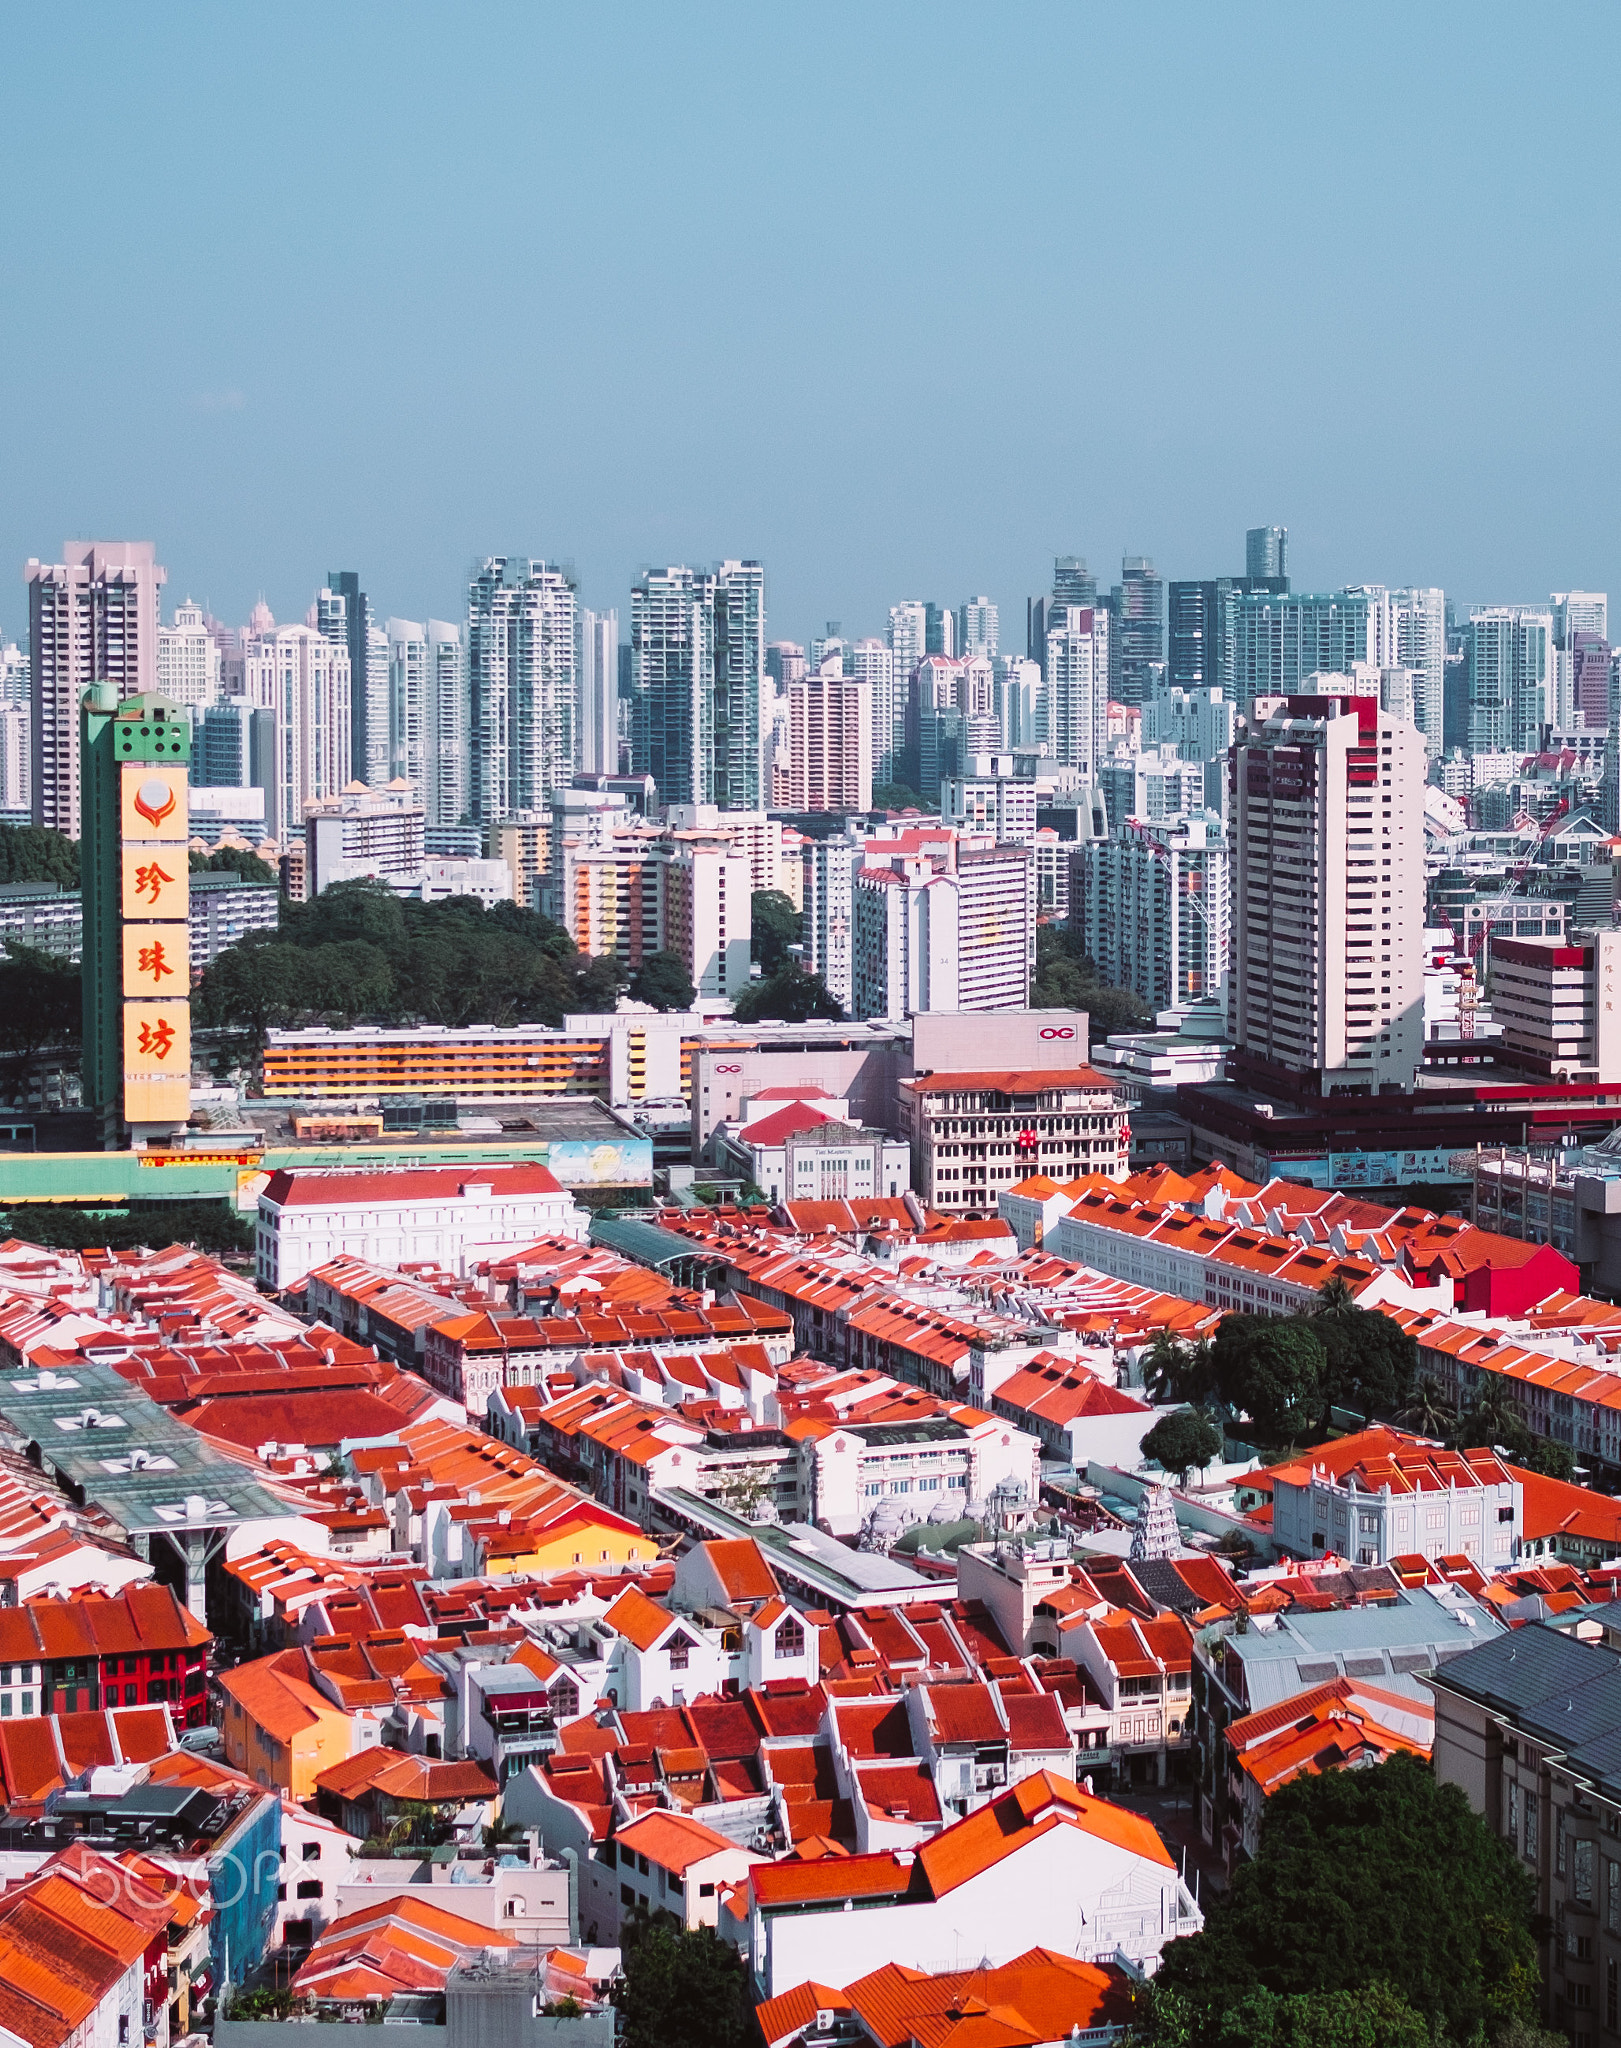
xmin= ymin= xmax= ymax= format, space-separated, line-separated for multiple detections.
xmin=120 ymin=758 xmax=191 ymax=1124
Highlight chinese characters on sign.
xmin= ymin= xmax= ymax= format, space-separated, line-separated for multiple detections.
xmin=120 ymin=850 xmax=187 ymax=920
xmin=122 ymin=924 xmax=187 ymax=996
xmin=122 ymin=1003 xmax=190 ymax=1124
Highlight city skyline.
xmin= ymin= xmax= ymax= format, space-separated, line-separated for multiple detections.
xmin=3 ymin=4 xmax=1619 ymax=645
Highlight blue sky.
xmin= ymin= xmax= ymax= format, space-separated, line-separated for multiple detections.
xmin=3 ymin=2 xmax=1618 ymax=646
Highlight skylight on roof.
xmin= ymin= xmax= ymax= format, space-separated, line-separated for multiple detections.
xmin=55 ymin=1407 xmax=126 ymax=1431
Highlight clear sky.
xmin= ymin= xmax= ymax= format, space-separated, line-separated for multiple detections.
xmin=3 ymin=2 xmax=1618 ymax=648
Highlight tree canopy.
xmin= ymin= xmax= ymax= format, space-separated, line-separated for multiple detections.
xmin=628 ymin=949 xmax=696 ymax=1013
xmin=872 ymin=781 xmax=925 ymax=812
xmin=1154 ymin=1754 xmax=1539 ymax=2046
xmin=1208 ymin=1315 xmax=1326 ymax=1447
xmin=750 ymin=889 xmax=802 ymax=974
xmin=614 ymin=1926 xmax=749 ymax=2048
xmin=0 ymin=943 xmax=81 ymax=1067
xmin=1141 ymin=1407 xmax=1223 ymax=1484
xmin=189 ymin=844 xmax=278 ymax=885
xmin=0 ymin=824 xmax=78 ymax=890
xmin=195 ymin=879 xmax=610 ymax=1044
xmin=732 ymin=962 xmax=843 ymax=1023
xmin=1308 ymin=1289 xmax=1418 ymax=1429
xmin=1030 ymin=926 xmax=1151 ymax=1040
xmin=1141 ymin=1979 xmax=1433 ymax=2048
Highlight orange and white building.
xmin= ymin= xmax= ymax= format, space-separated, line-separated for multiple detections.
xmin=1224 ymin=1676 xmax=1431 ymax=1861
xmin=256 ymin=1163 xmax=586 ymax=1291
xmin=730 ymin=1768 xmax=1200 ymax=1997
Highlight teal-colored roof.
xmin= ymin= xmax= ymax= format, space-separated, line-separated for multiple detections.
xmin=588 ymin=1216 xmax=717 ymax=1270
xmin=0 ymin=1360 xmax=288 ymax=1533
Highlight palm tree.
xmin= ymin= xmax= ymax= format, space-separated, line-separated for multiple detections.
xmin=1401 ymin=1376 xmax=1454 ymax=1441
xmin=1316 ymin=1275 xmax=1358 ymax=1319
xmin=1453 ymin=1378 xmax=1522 ymax=1454
xmin=1142 ymin=1328 xmax=1190 ymax=1404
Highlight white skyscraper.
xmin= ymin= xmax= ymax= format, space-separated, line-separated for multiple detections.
xmin=1550 ymin=592 xmax=1609 ymax=728
xmin=387 ymin=618 xmax=429 ymax=798
xmin=1229 ymin=693 xmax=1425 ymax=1092
xmin=427 ymin=621 xmax=466 ymax=828
xmin=631 ymin=561 xmax=764 ymax=809
xmin=578 ymin=608 xmax=619 ymax=776
xmin=0 ymin=705 xmax=28 ymax=817
xmin=466 ymin=559 xmax=578 ymax=828
xmin=993 ymin=656 xmax=1042 ymax=751
xmin=956 ymin=597 xmax=999 ymax=658
xmin=887 ymin=601 xmax=927 ymax=777
xmin=1043 ymin=605 xmax=1110 ymax=776
xmin=244 ymin=624 xmax=352 ymax=837
xmin=1390 ymin=588 xmax=1446 ymax=755
xmin=849 ymin=639 xmax=896 ymax=784
xmin=1467 ymin=608 xmax=1553 ymax=754
xmin=365 ymin=624 xmax=391 ymax=786
xmin=26 ymin=541 xmax=166 ymax=835
xmin=156 ymin=601 xmax=222 ymax=711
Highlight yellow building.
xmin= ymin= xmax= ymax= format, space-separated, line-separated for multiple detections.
xmin=218 ymin=1651 xmax=355 ymax=1799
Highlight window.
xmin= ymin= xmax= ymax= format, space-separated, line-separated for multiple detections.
xmin=1608 ymin=1959 xmax=1617 ymax=2032
xmin=620 ymin=1884 xmax=633 ymax=1908
xmin=302 ymin=1842 xmax=320 ymax=1862
xmin=667 ymin=1635 xmax=691 ymax=1672
xmin=551 ymin=1678 xmax=579 ymax=1719
xmin=1607 ymin=1857 xmax=1619 ymax=1933
xmin=1561 ymin=1807 xmax=1569 ymax=1877
xmin=1527 ymin=1790 xmax=1540 ymax=1862
xmin=295 ymin=1880 xmax=322 ymax=1900
xmin=699 ymin=1883 xmax=715 ymax=1898
xmin=776 ymin=1617 xmax=805 ymax=1659
xmin=1576 ymin=1837 xmax=1595 ymax=1905
xmin=1508 ymin=1780 xmax=1519 ymax=1840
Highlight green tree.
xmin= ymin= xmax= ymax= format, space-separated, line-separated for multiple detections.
xmin=615 ymin=1925 xmax=749 ymax=2048
xmin=0 ymin=823 xmax=78 ymax=889
xmin=1141 ymin=1408 xmax=1223 ymax=1486
xmin=1209 ymin=1315 xmax=1325 ymax=1447
xmin=283 ymin=876 xmax=409 ymax=959
xmin=629 ymin=949 xmax=697 ymax=1012
xmin=0 ymin=944 xmax=81 ymax=1074
xmin=1142 ymin=1329 xmax=1193 ymax=1404
xmin=0 ymin=1204 xmax=252 ymax=1255
xmin=732 ymin=963 xmax=843 ymax=1023
xmin=189 ymin=845 xmax=278 ymax=885
xmin=1138 ymin=1978 xmax=1432 ymax=2048
xmin=1401 ymin=1376 xmax=1455 ymax=1440
xmin=1030 ymin=926 xmax=1152 ymax=1039
xmin=195 ymin=941 xmax=313 ymax=1046
xmin=569 ymin=952 xmax=622 ymax=1012
xmin=1451 ymin=1386 xmax=1573 ymax=1479
xmin=1155 ymin=1753 xmax=1539 ymax=2045
xmin=485 ymin=897 xmax=577 ymax=959
xmin=1309 ymin=1299 xmax=1418 ymax=1432
xmin=873 ymin=781 xmax=925 ymax=812
xmin=750 ymin=889 xmax=802 ymax=974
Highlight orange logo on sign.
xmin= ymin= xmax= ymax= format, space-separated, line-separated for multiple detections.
xmin=134 ymin=779 xmax=177 ymax=828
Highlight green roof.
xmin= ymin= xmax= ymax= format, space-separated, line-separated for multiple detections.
xmin=588 ymin=1216 xmax=718 ymax=1271
xmin=0 ymin=1360 xmax=289 ymax=1534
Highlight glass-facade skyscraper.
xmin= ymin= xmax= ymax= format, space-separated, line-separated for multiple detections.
xmin=631 ymin=560 xmax=764 ymax=809
xmin=466 ymin=558 xmax=577 ymax=828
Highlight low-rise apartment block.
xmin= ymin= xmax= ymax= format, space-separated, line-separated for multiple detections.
xmin=898 ymin=1066 xmax=1125 ymax=1215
